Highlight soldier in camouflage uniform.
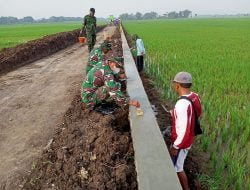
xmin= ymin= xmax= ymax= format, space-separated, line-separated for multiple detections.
xmin=112 ymin=56 xmax=127 ymax=91
xmin=81 ymin=8 xmax=97 ymax=52
xmin=86 ymin=40 xmax=112 ymax=74
xmin=81 ymin=58 xmax=139 ymax=112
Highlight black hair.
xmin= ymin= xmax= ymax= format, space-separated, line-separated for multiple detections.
xmin=179 ymin=83 xmax=192 ymax=88
xmin=90 ymin=8 xmax=95 ymax=13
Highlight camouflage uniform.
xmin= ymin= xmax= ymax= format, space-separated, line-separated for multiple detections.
xmin=86 ymin=47 xmax=103 ymax=74
xmin=86 ymin=41 xmax=112 ymax=74
xmin=81 ymin=61 xmax=129 ymax=109
xmin=83 ymin=14 xmax=97 ymax=52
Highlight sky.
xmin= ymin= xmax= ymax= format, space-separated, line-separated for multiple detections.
xmin=0 ymin=0 xmax=249 ymax=19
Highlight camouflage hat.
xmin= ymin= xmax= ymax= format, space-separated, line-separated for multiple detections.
xmin=114 ymin=56 xmax=124 ymax=63
xmin=100 ymin=40 xmax=112 ymax=50
xmin=107 ymin=58 xmax=122 ymax=67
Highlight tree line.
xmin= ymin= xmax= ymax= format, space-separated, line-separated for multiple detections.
xmin=0 ymin=16 xmax=83 ymax=25
xmin=119 ymin=10 xmax=192 ymax=20
xmin=0 ymin=10 xmax=192 ymax=25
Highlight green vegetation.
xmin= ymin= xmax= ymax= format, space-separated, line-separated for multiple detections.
xmin=0 ymin=22 xmax=81 ymax=49
xmin=124 ymin=18 xmax=250 ymax=190
xmin=0 ymin=21 xmax=107 ymax=50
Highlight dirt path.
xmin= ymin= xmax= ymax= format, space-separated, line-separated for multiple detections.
xmin=0 ymin=26 xmax=116 ymax=190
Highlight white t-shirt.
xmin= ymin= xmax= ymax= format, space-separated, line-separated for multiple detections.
xmin=136 ymin=39 xmax=145 ymax=56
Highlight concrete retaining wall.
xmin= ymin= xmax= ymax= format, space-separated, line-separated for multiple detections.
xmin=121 ymin=29 xmax=182 ymax=190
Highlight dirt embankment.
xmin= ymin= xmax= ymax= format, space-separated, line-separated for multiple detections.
xmin=0 ymin=26 xmax=105 ymax=75
xmin=22 ymin=28 xmax=137 ymax=190
xmin=23 ymin=96 xmax=137 ymax=190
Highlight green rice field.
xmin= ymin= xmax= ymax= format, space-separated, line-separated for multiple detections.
xmin=0 ymin=22 xmax=82 ymax=49
xmin=124 ymin=18 xmax=250 ymax=190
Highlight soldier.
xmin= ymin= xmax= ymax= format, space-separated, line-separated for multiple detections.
xmin=112 ymin=56 xmax=127 ymax=91
xmin=81 ymin=58 xmax=140 ymax=114
xmin=81 ymin=8 xmax=97 ymax=52
xmin=86 ymin=40 xmax=112 ymax=74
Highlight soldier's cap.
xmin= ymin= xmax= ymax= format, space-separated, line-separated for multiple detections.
xmin=90 ymin=8 xmax=95 ymax=13
xmin=114 ymin=56 xmax=124 ymax=63
xmin=100 ymin=40 xmax=112 ymax=50
xmin=173 ymin=72 xmax=192 ymax=84
xmin=107 ymin=58 xmax=123 ymax=67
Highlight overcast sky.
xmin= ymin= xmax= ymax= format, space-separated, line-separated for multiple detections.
xmin=0 ymin=0 xmax=249 ymax=19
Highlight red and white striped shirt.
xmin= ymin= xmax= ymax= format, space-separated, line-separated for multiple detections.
xmin=171 ymin=92 xmax=202 ymax=149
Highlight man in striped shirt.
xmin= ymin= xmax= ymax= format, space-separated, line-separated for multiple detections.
xmin=170 ymin=72 xmax=202 ymax=190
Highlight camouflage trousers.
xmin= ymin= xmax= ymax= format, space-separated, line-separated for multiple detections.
xmin=81 ymin=86 xmax=112 ymax=109
xmin=86 ymin=32 xmax=96 ymax=53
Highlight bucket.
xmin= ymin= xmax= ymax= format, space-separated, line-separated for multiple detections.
xmin=79 ymin=37 xmax=86 ymax=43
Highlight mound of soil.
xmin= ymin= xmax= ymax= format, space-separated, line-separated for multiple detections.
xmin=0 ymin=26 xmax=105 ymax=75
xmin=22 ymin=27 xmax=137 ymax=190
xmin=23 ymin=95 xmax=137 ymax=190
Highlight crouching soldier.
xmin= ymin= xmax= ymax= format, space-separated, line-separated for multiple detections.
xmin=86 ymin=40 xmax=112 ymax=74
xmin=81 ymin=58 xmax=140 ymax=114
xmin=113 ymin=56 xmax=127 ymax=91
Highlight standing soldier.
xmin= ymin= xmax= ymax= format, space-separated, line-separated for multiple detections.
xmin=86 ymin=40 xmax=112 ymax=74
xmin=81 ymin=58 xmax=140 ymax=114
xmin=81 ymin=8 xmax=97 ymax=52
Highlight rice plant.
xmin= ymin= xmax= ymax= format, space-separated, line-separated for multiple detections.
xmin=124 ymin=18 xmax=250 ymax=190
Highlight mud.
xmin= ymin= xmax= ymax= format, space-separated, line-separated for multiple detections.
xmin=0 ymin=26 xmax=105 ymax=75
xmin=23 ymin=95 xmax=137 ymax=190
